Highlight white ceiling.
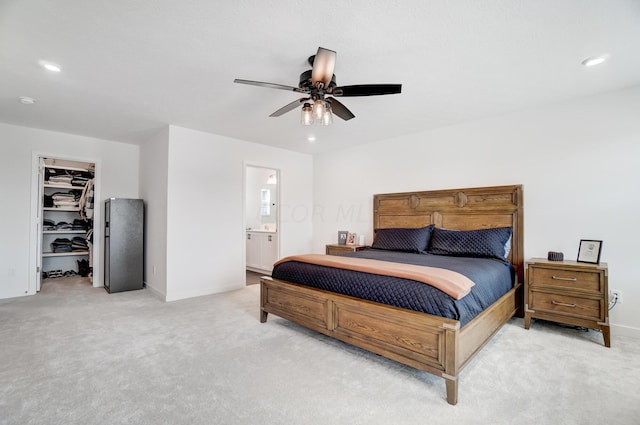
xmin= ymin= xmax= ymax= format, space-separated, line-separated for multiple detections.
xmin=1 ymin=0 xmax=639 ymax=155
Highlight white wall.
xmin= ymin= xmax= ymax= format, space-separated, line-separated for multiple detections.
xmin=0 ymin=123 xmax=140 ymax=299
xmin=138 ymin=127 xmax=169 ymax=298
xmin=163 ymin=125 xmax=313 ymax=301
xmin=312 ymin=86 xmax=640 ymax=334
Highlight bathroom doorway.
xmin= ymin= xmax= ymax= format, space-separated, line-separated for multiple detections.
xmin=244 ymin=165 xmax=280 ymax=284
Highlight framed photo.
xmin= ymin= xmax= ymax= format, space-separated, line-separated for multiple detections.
xmin=577 ymin=240 xmax=603 ymax=264
xmin=338 ymin=230 xmax=348 ymax=245
xmin=346 ymin=232 xmax=357 ymax=246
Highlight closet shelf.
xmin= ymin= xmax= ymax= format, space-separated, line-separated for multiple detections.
xmin=45 ymin=164 xmax=90 ymax=172
xmin=43 ymin=230 xmax=86 ymax=234
xmin=43 ymin=207 xmax=80 ymax=211
xmin=44 ymin=183 xmax=86 ymax=190
xmin=42 ymin=251 xmax=89 ymax=257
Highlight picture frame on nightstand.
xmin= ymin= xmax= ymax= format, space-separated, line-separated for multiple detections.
xmin=346 ymin=232 xmax=357 ymax=245
xmin=577 ymin=239 xmax=602 ymax=264
xmin=338 ymin=231 xmax=348 ymax=245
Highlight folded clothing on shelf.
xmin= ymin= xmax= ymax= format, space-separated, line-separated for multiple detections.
xmin=45 ymin=168 xmax=94 ymax=187
xmin=42 ymin=220 xmax=90 ymax=231
xmin=72 ymin=218 xmax=89 ymax=230
xmin=51 ymin=238 xmax=72 ymax=252
xmin=71 ymin=237 xmax=88 ymax=251
xmin=51 ymin=191 xmax=80 ymax=208
xmin=48 ymin=175 xmax=73 ymax=185
xmin=55 ymin=221 xmax=72 ymax=230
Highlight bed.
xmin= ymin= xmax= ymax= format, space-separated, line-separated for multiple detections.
xmin=260 ymin=185 xmax=524 ymax=404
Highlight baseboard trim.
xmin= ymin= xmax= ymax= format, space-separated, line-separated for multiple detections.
xmin=246 ymin=266 xmax=272 ymax=274
xmin=611 ymin=323 xmax=640 ymax=340
xmin=143 ymin=282 xmax=167 ymax=302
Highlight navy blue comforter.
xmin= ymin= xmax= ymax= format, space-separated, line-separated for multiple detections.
xmin=270 ymin=249 xmax=515 ymax=326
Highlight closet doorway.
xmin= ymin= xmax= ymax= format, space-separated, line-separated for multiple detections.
xmin=244 ymin=165 xmax=279 ymax=284
xmin=29 ymin=154 xmax=100 ymax=294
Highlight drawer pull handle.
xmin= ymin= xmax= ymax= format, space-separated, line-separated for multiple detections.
xmin=552 ymin=275 xmax=577 ymax=282
xmin=551 ymin=300 xmax=577 ymax=308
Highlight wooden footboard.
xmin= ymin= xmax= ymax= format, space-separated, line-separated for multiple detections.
xmin=261 ymin=276 xmax=520 ymax=405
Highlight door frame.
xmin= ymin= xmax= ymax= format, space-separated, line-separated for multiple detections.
xmin=29 ymin=152 xmax=102 ymax=294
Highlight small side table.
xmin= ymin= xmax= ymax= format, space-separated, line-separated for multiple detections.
xmin=325 ymin=244 xmax=367 ymax=255
xmin=524 ymin=257 xmax=610 ymax=347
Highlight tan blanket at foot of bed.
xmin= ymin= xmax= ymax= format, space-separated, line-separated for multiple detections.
xmin=273 ymin=254 xmax=475 ymax=300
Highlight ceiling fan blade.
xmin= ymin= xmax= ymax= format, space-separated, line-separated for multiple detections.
xmin=234 ymin=79 xmax=308 ymax=93
xmin=332 ymin=84 xmax=402 ymax=97
xmin=269 ymin=98 xmax=310 ymax=117
xmin=311 ymin=47 xmax=337 ymax=89
xmin=326 ymin=97 xmax=355 ymax=121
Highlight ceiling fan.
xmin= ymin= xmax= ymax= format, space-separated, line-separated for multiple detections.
xmin=234 ymin=47 xmax=402 ymax=125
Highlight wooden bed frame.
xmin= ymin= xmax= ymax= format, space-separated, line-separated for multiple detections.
xmin=260 ymin=185 xmax=524 ymax=404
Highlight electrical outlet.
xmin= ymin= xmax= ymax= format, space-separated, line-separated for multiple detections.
xmin=610 ymin=289 xmax=622 ymax=303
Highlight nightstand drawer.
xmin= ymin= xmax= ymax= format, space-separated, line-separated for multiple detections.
xmin=529 ymin=266 xmax=602 ymax=293
xmin=529 ymin=290 xmax=604 ymax=321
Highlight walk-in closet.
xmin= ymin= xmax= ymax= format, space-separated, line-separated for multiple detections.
xmin=37 ymin=157 xmax=96 ymax=291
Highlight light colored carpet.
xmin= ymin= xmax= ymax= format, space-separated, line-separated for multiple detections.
xmin=1 ymin=277 xmax=638 ymax=425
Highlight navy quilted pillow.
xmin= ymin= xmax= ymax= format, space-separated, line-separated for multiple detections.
xmin=428 ymin=227 xmax=512 ymax=260
xmin=371 ymin=225 xmax=434 ymax=253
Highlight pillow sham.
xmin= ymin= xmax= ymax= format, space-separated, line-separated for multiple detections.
xmin=370 ymin=225 xmax=434 ymax=253
xmin=428 ymin=226 xmax=513 ymax=260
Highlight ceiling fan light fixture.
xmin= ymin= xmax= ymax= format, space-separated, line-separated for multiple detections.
xmin=234 ymin=46 xmax=401 ymax=126
xmin=312 ymin=99 xmax=325 ymax=120
xmin=311 ymin=47 xmax=336 ymax=88
xmin=321 ymin=107 xmax=333 ymax=126
xmin=301 ymin=103 xmax=314 ymax=125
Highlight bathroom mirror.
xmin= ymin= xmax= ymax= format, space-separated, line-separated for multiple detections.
xmin=245 ymin=166 xmax=278 ymax=231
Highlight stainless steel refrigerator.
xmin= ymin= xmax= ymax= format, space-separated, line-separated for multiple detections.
xmin=104 ymin=198 xmax=144 ymax=293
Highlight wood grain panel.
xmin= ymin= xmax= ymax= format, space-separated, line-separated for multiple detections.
xmin=440 ymin=213 xmax=514 ymax=230
xmin=377 ymin=214 xmax=432 ymax=229
xmin=334 ymin=303 xmax=443 ymax=364
xmin=415 ymin=194 xmax=458 ymax=209
xmin=465 ymin=192 xmax=517 ymax=208
xmin=263 ymin=285 xmax=328 ymax=328
xmin=376 ymin=197 xmax=413 ymax=211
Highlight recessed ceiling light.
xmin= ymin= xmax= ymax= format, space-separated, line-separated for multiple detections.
xmin=39 ymin=61 xmax=61 ymax=72
xmin=307 ymin=136 xmax=316 ymax=143
xmin=19 ymin=96 xmax=36 ymax=105
xmin=581 ymin=55 xmax=608 ymax=67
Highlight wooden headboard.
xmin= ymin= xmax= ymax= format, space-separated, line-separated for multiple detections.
xmin=373 ymin=185 xmax=524 ymax=284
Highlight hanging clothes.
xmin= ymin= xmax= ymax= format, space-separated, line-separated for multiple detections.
xmin=79 ymin=178 xmax=94 ymax=220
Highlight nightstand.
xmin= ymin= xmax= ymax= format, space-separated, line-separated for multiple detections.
xmin=524 ymin=258 xmax=610 ymax=347
xmin=325 ymin=244 xmax=367 ymax=255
